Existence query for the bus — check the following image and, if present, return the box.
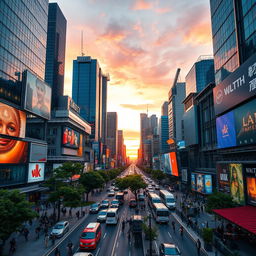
[159,190,176,210]
[115,192,124,205]
[106,208,119,225]
[148,192,161,209]
[152,203,169,223]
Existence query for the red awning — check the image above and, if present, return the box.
[213,206,256,234]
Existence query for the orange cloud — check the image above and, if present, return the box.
[155,7,171,14]
[132,0,154,10]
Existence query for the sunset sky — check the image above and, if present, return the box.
[50,0,213,159]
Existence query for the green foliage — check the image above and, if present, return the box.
[206,192,236,213]
[80,171,105,201]
[97,170,110,183]
[202,228,213,244]
[151,170,166,182]
[142,223,158,240]
[0,190,37,243]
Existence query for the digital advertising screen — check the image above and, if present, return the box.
[196,174,204,193]
[169,152,179,176]
[163,153,171,174]
[0,102,26,138]
[62,127,80,149]
[24,70,51,120]
[204,175,213,194]
[217,163,230,194]
[27,163,45,183]
[191,173,196,191]
[0,137,28,164]
[244,164,256,206]
[229,163,245,205]
[216,111,236,148]
[29,143,47,162]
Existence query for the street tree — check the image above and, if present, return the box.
[80,171,105,202]
[206,192,236,213]
[0,190,37,253]
[151,170,166,183]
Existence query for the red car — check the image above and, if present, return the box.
[129,198,137,208]
[80,222,101,250]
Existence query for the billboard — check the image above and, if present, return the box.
[24,70,51,120]
[217,163,230,194]
[0,137,28,164]
[191,173,196,190]
[0,102,26,138]
[216,111,236,148]
[27,163,45,183]
[213,53,256,116]
[244,164,256,206]
[29,143,47,162]
[196,174,204,193]
[234,99,256,146]
[204,175,213,194]
[163,152,179,176]
[163,153,171,174]
[62,127,80,149]
[229,163,245,205]
[191,172,213,194]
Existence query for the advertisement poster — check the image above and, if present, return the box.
[229,163,245,205]
[234,99,256,146]
[244,164,256,206]
[24,70,51,120]
[163,153,172,174]
[196,174,204,193]
[217,163,230,193]
[169,152,179,176]
[0,137,28,164]
[62,127,80,149]
[27,163,45,183]
[30,143,47,162]
[216,111,236,148]
[0,102,26,138]
[204,175,213,194]
[191,173,196,191]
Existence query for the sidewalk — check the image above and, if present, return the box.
[3,189,107,256]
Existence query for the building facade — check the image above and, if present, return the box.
[117,130,124,166]
[45,3,67,109]
[106,112,118,160]
[161,101,168,116]
[159,116,169,154]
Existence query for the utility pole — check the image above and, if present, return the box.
[149,214,152,256]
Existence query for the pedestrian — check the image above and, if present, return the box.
[23,228,29,242]
[76,211,80,219]
[54,247,61,256]
[179,225,184,240]
[51,234,56,246]
[196,238,201,255]
[35,227,40,240]
[9,238,16,254]
[69,208,72,218]
[29,219,33,226]
[67,240,73,256]
[172,221,175,233]
[44,233,49,248]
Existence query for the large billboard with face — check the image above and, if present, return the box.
[0,102,26,138]
[217,163,230,194]
[0,137,28,164]
[24,70,51,120]
[213,53,256,116]
[27,163,45,183]
[229,163,245,205]
[62,127,80,149]
[244,164,256,206]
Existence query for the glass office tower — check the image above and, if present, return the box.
[45,3,67,109]
[210,0,256,84]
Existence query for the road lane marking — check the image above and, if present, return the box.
[154,241,158,251]
[95,247,100,256]
[168,232,172,239]
[116,241,119,248]
[110,216,122,256]
[103,232,107,239]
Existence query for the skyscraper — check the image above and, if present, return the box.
[106,112,118,159]
[45,3,67,109]
[159,116,169,153]
[210,0,256,84]
[149,114,158,135]
[101,74,109,144]
[185,56,215,97]
[72,56,107,141]
[161,101,168,116]
[117,130,124,166]
[0,0,48,105]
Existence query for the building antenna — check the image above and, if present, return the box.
[81,31,85,56]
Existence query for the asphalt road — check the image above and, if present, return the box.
[46,164,202,256]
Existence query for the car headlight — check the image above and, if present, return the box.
[90,242,95,245]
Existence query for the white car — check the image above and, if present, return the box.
[73,253,94,256]
[50,221,69,238]
[108,190,115,197]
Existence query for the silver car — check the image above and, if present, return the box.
[97,210,108,222]
[50,221,69,238]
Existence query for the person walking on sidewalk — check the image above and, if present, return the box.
[196,238,201,255]
[179,225,184,240]
[67,240,73,256]
[171,221,175,233]
[9,238,16,255]
[44,233,49,248]
[54,247,61,256]
[23,228,29,242]
[51,234,56,246]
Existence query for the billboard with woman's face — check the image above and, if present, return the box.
[62,127,80,149]
[0,103,26,138]
[229,163,245,205]
[24,70,51,120]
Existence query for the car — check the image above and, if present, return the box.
[129,198,137,208]
[89,203,100,214]
[155,185,160,190]
[108,190,115,197]
[138,193,145,201]
[97,210,108,223]
[73,253,94,256]
[159,243,181,256]
[100,199,110,209]
[114,187,119,191]
[80,222,101,250]
[124,189,128,194]
[50,221,69,238]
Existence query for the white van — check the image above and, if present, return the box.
[106,208,119,225]
[159,190,176,209]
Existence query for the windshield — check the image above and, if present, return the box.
[107,212,116,217]
[102,200,108,204]
[91,204,98,208]
[165,247,179,255]
[153,199,161,203]
[99,211,107,216]
[166,198,175,203]
[54,224,64,229]
[112,200,119,204]
[81,232,95,239]
[157,211,169,216]
[116,195,123,199]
